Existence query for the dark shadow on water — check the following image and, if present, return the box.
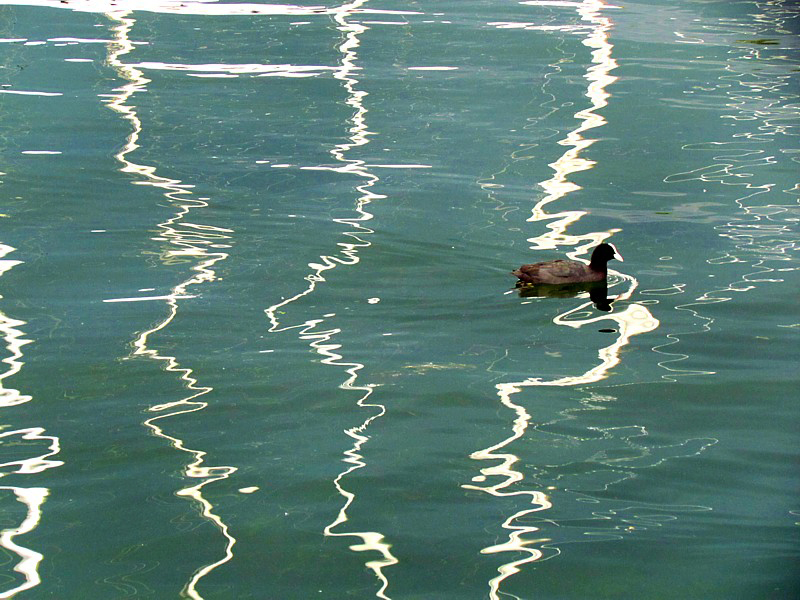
[515,281,614,312]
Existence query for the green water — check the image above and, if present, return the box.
[0,1,798,598]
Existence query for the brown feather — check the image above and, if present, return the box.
[512,243,622,285]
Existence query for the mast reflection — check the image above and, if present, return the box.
[0,244,62,597]
[104,12,236,599]
[262,2,400,597]
[471,2,659,597]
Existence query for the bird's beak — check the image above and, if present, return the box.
[608,243,623,262]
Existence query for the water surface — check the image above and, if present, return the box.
[0,0,798,598]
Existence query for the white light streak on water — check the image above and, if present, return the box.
[104,13,238,599]
[469,2,659,597]
[262,2,399,597]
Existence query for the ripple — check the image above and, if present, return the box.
[656,4,800,381]
[104,14,238,598]
[9,0,423,18]
[466,2,661,597]
[262,5,398,597]
[0,244,60,598]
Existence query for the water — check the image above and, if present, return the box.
[0,1,798,598]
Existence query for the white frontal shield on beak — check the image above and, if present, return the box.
[609,242,623,262]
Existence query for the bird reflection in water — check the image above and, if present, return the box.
[515,281,615,312]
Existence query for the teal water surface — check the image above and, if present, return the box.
[0,0,798,598]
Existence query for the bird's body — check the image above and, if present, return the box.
[512,243,623,285]
[512,259,606,284]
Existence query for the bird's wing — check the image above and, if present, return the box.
[542,260,580,278]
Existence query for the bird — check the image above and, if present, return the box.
[512,243,623,285]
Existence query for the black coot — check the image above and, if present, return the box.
[512,243,623,285]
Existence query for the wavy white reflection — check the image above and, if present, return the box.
[657,0,800,378]
[520,0,622,255]
[128,61,341,78]
[0,426,60,599]
[262,3,399,597]
[470,3,659,597]
[5,0,422,18]
[307,323,397,598]
[0,486,48,599]
[0,246,31,409]
[0,243,60,598]
[0,311,31,408]
[462,397,552,590]
[104,13,236,599]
